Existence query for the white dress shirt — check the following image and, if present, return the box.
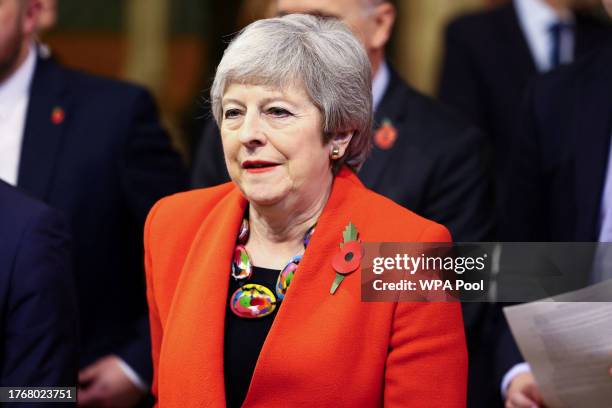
[592,131,612,282]
[597,133,612,245]
[514,0,575,72]
[0,45,36,186]
[372,60,390,113]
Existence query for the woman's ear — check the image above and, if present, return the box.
[329,130,354,159]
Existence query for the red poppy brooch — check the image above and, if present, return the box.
[374,119,397,150]
[330,222,364,295]
[51,106,65,125]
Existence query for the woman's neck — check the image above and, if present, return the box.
[246,181,332,269]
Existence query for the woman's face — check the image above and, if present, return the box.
[220,82,333,208]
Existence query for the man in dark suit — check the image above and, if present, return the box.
[0,1,188,406]
[503,48,612,243]
[439,0,612,199]
[0,180,78,390]
[440,8,612,403]
[192,1,497,407]
[500,14,612,405]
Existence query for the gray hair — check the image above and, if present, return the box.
[210,14,373,172]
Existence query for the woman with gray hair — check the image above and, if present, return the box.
[144,14,467,408]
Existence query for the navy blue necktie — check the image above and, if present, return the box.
[549,21,574,69]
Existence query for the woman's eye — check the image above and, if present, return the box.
[224,109,241,119]
[267,107,292,118]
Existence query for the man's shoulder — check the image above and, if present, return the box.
[37,57,152,104]
[0,182,65,255]
[576,12,612,36]
[382,73,479,143]
[33,58,163,144]
[0,182,56,229]
[446,3,511,40]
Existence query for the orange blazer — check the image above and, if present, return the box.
[144,167,467,407]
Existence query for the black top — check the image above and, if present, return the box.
[224,266,280,408]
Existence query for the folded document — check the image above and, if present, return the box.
[504,279,612,408]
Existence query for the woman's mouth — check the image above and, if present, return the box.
[242,160,280,173]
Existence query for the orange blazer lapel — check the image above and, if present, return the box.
[159,188,246,407]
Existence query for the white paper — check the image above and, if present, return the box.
[503,279,612,408]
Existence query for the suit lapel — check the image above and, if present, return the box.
[359,70,406,190]
[17,56,69,200]
[499,2,537,79]
[574,15,594,57]
[573,49,612,241]
[574,13,612,58]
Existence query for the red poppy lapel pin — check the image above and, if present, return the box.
[374,118,397,150]
[330,222,364,295]
[51,106,65,125]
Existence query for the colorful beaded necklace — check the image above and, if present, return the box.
[229,217,315,319]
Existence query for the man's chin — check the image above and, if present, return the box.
[0,34,26,84]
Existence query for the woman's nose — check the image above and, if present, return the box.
[238,111,267,147]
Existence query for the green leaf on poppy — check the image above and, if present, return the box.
[330,273,345,295]
[342,222,358,243]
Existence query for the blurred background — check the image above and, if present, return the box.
[40,0,607,162]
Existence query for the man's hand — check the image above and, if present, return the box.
[505,372,544,408]
[78,355,146,408]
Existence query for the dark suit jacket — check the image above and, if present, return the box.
[439,2,612,191]
[360,69,492,242]
[439,18,612,395]
[0,180,78,389]
[15,55,188,384]
[493,44,612,408]
[192,68,492,242]
[502,46,612,242]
